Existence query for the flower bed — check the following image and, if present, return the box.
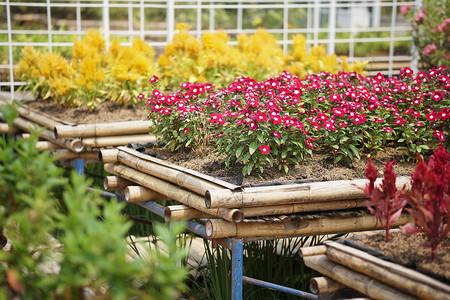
[144,67,449,177]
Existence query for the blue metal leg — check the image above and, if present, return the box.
[231,238,243,300]
[75,159,84,175]
[242,276,318,299]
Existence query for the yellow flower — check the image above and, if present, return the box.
[321,54,339,73]
[84,28,106,53]
[291,34,307,61]
[107,38,121,60]
[310,45,326,59]
[94,69,105,82]
[176,23,192,32]
[79,56,96,78]
[131,38,155,58]
[158,55,170,67]
[73,39,88,60]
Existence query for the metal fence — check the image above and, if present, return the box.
[1,0,419,101]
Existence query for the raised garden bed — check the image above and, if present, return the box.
[300,235,450,300]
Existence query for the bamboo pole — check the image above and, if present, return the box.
[12,117,84,152]
[99,149,119,164]
[124,186,169,202]
[299,245,328,257]
[82,134,156,148]
[104,176,133,191]
[16,105,64,130]
[36,140,61,150]
[242,199,367,218]
[206,176,411,209]
[303,254,417,300]
[309,276,346,295]
[115,146,237,196]
[0,123,16,133]
[164,205,215,222]
[103,163,243,223]
[51,149,99,160]
[205,212,413,239]
[54,120,152,138]
[324,241,450,300]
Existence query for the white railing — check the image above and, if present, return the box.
[0,0,419,101]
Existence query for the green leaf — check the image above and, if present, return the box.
[249,141,258,155]
[348,144,360,159]
[243,153,251,164]
[236,146,245,158]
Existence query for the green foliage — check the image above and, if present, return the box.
[0,105,188,299]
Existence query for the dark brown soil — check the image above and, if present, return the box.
[25,100,149,124]
[350,231,450,284]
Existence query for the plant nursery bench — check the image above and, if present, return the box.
[97,145,414,300]
[0,102,419,300]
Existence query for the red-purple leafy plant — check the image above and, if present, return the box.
[400,145,450,260]
[361,158,407,241]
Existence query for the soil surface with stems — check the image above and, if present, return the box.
[26,100,450,286]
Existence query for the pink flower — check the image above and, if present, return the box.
[383,127,393,133]
[259,145,270,154]
[137,93,145,100]
[414,8,426,23]
[423,44,437,56]
[437,18,450,32]
[253,111,268,123]
[182,128,189,134]
[400,5,412,15]
[305,139,314,149]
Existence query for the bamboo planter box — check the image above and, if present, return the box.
[300,240,450,300]
[0,102,154,161]
[99,146,414,239]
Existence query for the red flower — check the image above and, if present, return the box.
[137,93,145,100]
[271,131,281,138]
[383,127,393,133]
[253,110,268,123]
[305,139,314,150]
[426,112,437,121]
[149,75,159,83]
[433,130,445,141]
[259,145,270,154]
[317,113,328,122]
[249,122,258,131]
[210,113,225,125]
[393,118,404,125]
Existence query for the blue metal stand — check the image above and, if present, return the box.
[242,276,318,299]
[75,159,84,175]
[231,238,244,300]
